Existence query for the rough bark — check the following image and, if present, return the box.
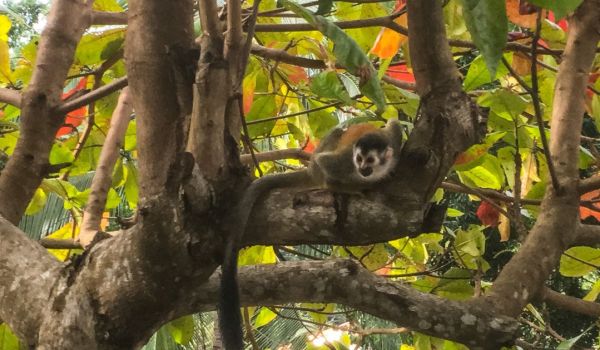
[0,0,94,224]
[485,0,600,317]
[125,0,195,200]
[182,260,518,349]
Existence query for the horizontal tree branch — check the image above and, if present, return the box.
[0,88,21,108]
[240,148,311,164]
[56,77,128,115]
[183,260,518,349]
[39,238,82,249]
[573,224,600,248]
[90,11,127,26]
[540,287,600,318]
[254,14,398,32]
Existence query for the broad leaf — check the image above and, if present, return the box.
[461,0,508,78]
[0,323,19,350]
[527,0,583,20]
[166,315,194,345]
[559,247,600,277]
[254,307,277,328]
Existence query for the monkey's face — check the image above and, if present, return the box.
[353,146,395,181]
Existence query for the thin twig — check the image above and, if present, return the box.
[57,77,128,115]
[246,101,340,125]
[531,10,560,192]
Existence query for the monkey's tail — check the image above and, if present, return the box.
[219,170,312,350]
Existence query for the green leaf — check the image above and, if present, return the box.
[166,315,194,346]
[281,0,386,113]
[25,187,47,215]
[123,162,139,208]
[310,71,353,105]
[478,89,528,121]
[527,0,583,20]
[463,54,510,91]
[460,0,507,78]
[74,29,125,67]
[0,323,20,350]
[254,307,277,328]
[315,0,333,15]
[559,247,600,277]
[455,226,486,257]
[556,325,593,350]
[246,95,277,137]
[457,154,504,190]
[307,100,339,139]
[446,208,464,217]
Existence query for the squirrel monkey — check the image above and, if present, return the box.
[219,119,404,350]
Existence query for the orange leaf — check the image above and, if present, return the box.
[580,190,600,220]
[370,0,407,59]
[506,0,544,29]
[454,144,487,166]
[279,64,308,84]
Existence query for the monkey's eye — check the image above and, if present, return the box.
[356,155,363,162]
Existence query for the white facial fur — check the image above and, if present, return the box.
[352,146,396,182]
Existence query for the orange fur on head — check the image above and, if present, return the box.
[338,124,379,148]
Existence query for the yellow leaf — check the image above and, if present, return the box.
[0,15,11,41]
[0,40,12,84]
[520,151,540,196]
[583,280,600,302]
[45,222,80,261]
[497,205,510,242]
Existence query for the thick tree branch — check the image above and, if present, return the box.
[79,88,132,247]
[90,11,127,26]
[125,0,194,200]
[540,287,600,318]
[573,224,600,248]
[487,0,600,316]
[0,217,61,345]
[0,0,93,224]
[407,0,460,95]
[182,260,518,349]
[0,88,21,108]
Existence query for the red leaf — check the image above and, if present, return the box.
[476,201,500,227]
[56,78,88,137]
[385,63,415,83]
[303,136,316,153]
[547,11,568,31]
